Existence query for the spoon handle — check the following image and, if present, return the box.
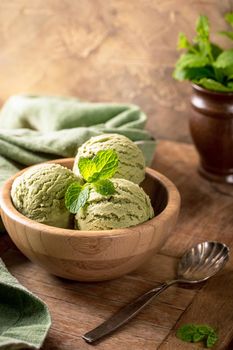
[83,282,170,343]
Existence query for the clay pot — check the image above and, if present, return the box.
[190,84,233,184]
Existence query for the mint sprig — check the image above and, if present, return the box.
[65,150,118,214]
[176,324,218,348]
[173,13,233,92]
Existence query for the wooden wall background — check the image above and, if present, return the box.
[0,0,232,142]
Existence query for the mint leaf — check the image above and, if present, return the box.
[214,49,233,69]
[78,157,97,182]
[175,53,210,69]
[197,78,233,92]
[176,324,218,348]
[196,15,209,40]
[197,325,214,335]
[173,66,215,81]
[177,32,191,50]
[65,182,82,214]
[176,324,196,342]
[93,150,118,180]
[65,183,90,214]
[78,149,118,183]
[76,185,90,211]
[225,12,233,27]
[207,332,218,348]
[193,332,205,342]
[93,179,116,196]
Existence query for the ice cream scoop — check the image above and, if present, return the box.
[75,178,154,231]
[73,134,145,184]
[11,163,77,228]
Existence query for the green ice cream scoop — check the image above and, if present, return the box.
[11,163,77,228]
[73,134,145,184]
[75,178,154,231]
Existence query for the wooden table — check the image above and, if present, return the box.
[1,140,233,350]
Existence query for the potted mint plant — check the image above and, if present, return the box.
[174,14,233,184]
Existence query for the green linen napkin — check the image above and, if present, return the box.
[0,258,51,349]
[0,95,155,190]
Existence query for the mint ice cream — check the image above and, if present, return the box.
[11,163,77,228]
[73,134,145,184]
[75,178,154,231]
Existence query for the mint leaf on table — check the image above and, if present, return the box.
[176,324,197,342]
[207,331,218,348]
[176,324,218,348]
[65,183,90,214]
[78,149,118,182]
[93,179,116,196]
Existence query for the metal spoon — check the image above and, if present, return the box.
[83,241,229,344]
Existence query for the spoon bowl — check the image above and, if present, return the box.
[177,241,229,283]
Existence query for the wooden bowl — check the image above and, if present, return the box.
[0,159,180,281]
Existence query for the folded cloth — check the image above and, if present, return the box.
[0,258,51,349]
[0,95,156,231]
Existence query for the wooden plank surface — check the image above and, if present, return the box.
[1,140,233,349]
[0,1,232,142]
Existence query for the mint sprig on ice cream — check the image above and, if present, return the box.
[65,149,118,214]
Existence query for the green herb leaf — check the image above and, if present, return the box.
[214,49,233,69]
[193,332,206,342]
[225,12,233,27]
[176,324,218,348]
[175,53,210,70]
[176,324,196,342]
[207,332,218,348]
[197,325,215,335]
[65,183,90,214]
[173,66,215,81]
[93,179,116,196]
[196,15,209,40]
[177,32,191,50]
[197,78,233,92]
[78,157,97,182]
[93,150,118,180]
[78,149,118,183]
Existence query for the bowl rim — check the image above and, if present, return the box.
[0,158,180,238]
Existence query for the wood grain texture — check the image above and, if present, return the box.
[0,0,232,141]
[1,140,233,349]
[0,161,180,281]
